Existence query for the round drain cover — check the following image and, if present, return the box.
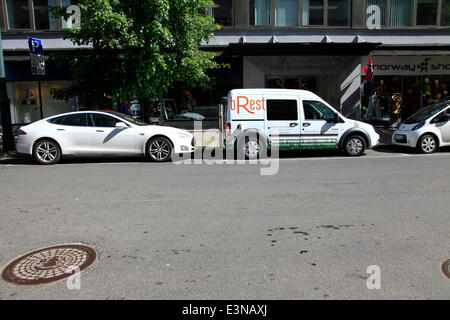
[442,259,450,279]
[2,244,97,286]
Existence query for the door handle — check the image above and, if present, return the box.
[290,123,299,127]
[303,123,311,127]
[96,130,104,132]
[57,128,65,131]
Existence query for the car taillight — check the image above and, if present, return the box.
[226,123,231,136]
[18,130,27,136]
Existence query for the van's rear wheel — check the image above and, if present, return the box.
[237,135,266,159]
[344,135,366,157]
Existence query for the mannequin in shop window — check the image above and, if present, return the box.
[430,79,442,103]
[423,77,432,105]
[365,91,380,122]
[389,93,403,129]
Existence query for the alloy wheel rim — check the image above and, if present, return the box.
[422,137,436,153]
[150,140,171,161]
[346,138,363,155]
[245,140,260,158]
[36,142,58,163]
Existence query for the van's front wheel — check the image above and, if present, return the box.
[343,135,366,157]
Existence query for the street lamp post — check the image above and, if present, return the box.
[0,30,14,152]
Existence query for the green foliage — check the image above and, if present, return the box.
[49,0,220,104]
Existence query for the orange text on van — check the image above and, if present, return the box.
[230,96,266,114]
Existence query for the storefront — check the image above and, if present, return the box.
[4,59,77,124]
[243,54,364,119]
[361,55,450,123]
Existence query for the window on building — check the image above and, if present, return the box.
[34,0,59,30]
[6,0,31,29]
[416,0,438,25]
[267,100,298,121]
[212,0,233,26]
[275,0,299,26]
[328,0,351,26]
[442,0,450,26]
[366,0,387,26]
[302,0,324,26]
[390,0,414,26]
[250,0,271,26]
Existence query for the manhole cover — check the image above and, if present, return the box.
[1,244,97,286]
[442,259,450,279]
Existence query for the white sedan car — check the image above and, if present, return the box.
[392,101,450,153]
[16,111,195,164]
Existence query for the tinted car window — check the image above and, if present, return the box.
[266,100,298,121]
[61,114,88,126]
[90,114,121,127]
[49,114,88,126]
[303,100,335,121]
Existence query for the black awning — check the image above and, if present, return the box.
[222,42,381,56]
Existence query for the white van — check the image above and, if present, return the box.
[225,89,380,158]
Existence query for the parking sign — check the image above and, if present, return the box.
[28,38,43,55]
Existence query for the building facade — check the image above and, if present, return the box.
[1,0,450,124]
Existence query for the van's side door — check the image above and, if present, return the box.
[265,97,301,150]
[300,100,342,149]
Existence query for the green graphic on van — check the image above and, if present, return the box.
[271,140,338,150]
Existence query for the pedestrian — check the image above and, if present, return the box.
[116,100,132,116]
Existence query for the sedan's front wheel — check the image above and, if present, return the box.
[418,134,438,154]
[147,137,173,162]
[33,139,61,165]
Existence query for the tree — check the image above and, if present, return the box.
[50,0,220,109]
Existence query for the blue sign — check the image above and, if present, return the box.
[28,38,43,55]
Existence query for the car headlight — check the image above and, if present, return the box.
[412,121,425,131]
[176,132,191,139]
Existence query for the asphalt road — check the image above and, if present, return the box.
[0,148,449,300]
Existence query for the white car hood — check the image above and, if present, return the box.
[397,123,418,131]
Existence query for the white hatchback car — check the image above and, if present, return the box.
[392,101,450,153]
[16,111,195,164]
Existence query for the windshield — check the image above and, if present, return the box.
[106,111,148,126]
[403,101,450,124]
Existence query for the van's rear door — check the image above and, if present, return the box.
[265,96,301,150]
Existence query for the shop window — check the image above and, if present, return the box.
[302,0,324,26]
[275,0,299,26]
[327,0,351,26]
[366,0,387,26]
[250,0,271,26]
[34,0,59,30]
[390,0,414,27]
[441,0,450,26]
[416,0,438,25]
[267,100,298,121]
[212,0,233,26]
[6,0,31,29]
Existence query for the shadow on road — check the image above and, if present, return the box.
[2,146,450,166]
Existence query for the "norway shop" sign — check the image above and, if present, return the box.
[361,56,450,76]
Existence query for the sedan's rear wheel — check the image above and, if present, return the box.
[148,137,173,162]
[33,139,61,165]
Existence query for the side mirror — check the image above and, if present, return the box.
[115,122,128,129]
